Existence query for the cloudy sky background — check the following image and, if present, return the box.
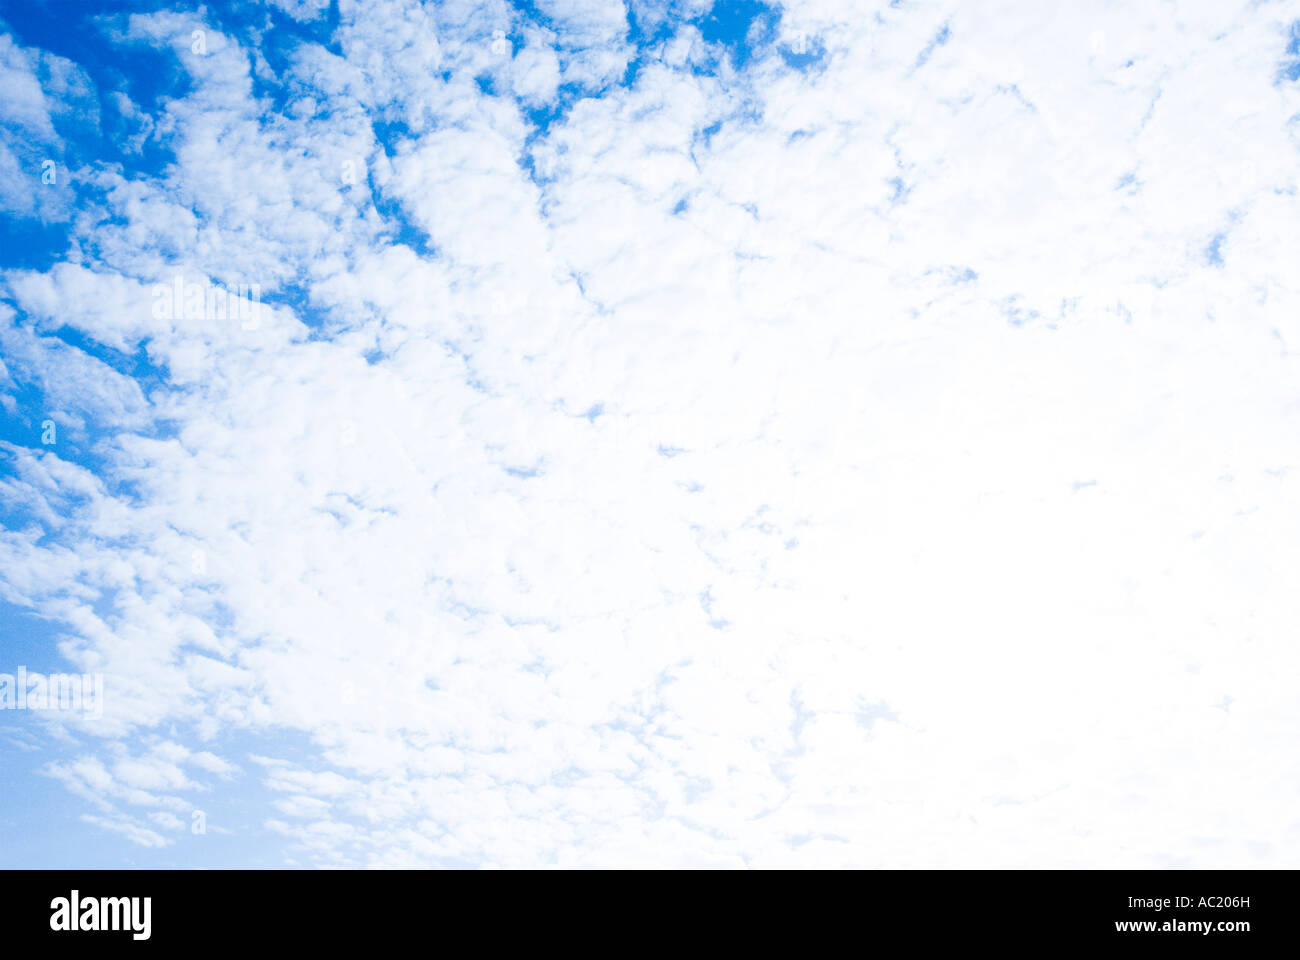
[1,0,1299,867]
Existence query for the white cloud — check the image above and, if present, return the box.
[263,0,332,23]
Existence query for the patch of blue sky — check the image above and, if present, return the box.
[370,116,418,157]
[0,742,108,868]
[0,527,381,868]
[0,370,140,487]
[0,311,182,541]
[1205,230,1227,267]
[1280,20,1300,82]
[0,7,183,285]
[0,605,75,678]
[778,35,827,74]
[0,718,346,868]
[915,22,950,70]
[160,0,343,113]
[0,0,188,176]
[620,1,685,88]
[0,217,71,272]
[45,322,170,393]
[694,0,779,68]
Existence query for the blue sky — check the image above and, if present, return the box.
[2,0,1300,868]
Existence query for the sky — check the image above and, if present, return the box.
[0,0,1298,869]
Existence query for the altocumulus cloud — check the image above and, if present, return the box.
[1,0,1299,868]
